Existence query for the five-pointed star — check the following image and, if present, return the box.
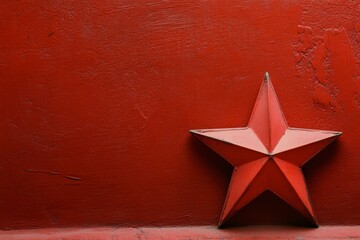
[190,73,341,227]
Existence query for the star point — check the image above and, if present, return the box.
[190,73,341,227]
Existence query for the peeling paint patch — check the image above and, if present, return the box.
[24,169,82,181]
[311,28,359,111]
[312,29,345,85]
[297,25,313,52]
[312,84,336,110]
[294,25,315,75]
[295,25,360,112]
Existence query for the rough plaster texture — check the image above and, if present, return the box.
[0,0,359,229]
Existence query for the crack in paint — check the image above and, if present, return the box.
[134,102,148,120]
[24,169,82,181]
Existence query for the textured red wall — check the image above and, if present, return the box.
[0,0,359,229]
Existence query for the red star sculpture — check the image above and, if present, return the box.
[190,73,341,227]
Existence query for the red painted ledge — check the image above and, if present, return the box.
[1,226,360,240]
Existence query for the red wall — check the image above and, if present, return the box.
[0,0,359,229]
